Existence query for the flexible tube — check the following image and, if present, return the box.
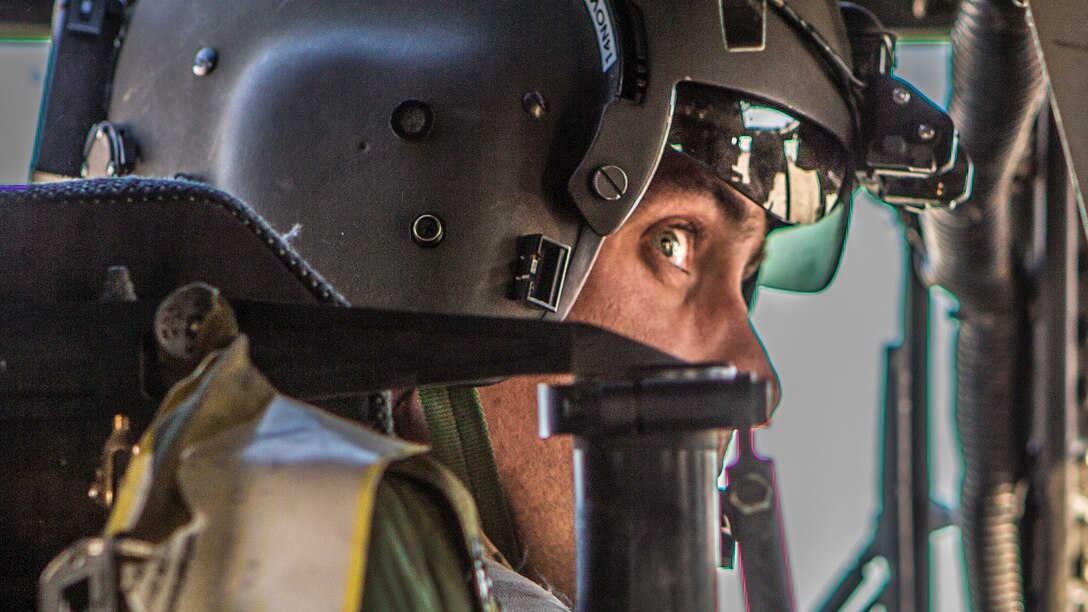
[920,0,1044,608]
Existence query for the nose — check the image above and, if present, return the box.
[732,320,781,412]
[693,300,781,413]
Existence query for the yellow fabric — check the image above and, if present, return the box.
[344,463,387,612]
[103,332,495,611]
[105,336,275,540]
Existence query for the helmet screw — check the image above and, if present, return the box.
[522,91,548,120]
[411,213,445,247]
[892,87,911,106]
[391,100,434,141]
[192,47,218,77]
[591,165,628,201]
[917,124,936,141]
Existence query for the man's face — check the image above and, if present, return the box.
[568,150,778,396]
[477,151,780,598]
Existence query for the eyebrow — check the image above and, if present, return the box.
[707,181,771,278]
[710,181,766,238]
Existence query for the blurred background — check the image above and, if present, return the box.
[718,42,967,611]
[0,8,967,611]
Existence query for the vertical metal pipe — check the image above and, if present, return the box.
[573,431,720,611]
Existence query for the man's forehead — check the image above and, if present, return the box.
[645,151,769,235]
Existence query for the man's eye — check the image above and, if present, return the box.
[654,228,693,272]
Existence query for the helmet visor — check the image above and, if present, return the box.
[667,86,852,293]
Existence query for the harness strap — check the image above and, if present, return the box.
[418,386,522,568]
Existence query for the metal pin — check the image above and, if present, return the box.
[192,47,218,77]
[522,91,548,120]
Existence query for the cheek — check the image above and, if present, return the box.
[568,244,694,354]
[568,237,757,363]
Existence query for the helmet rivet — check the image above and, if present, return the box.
[411,213,445,247]
[192,47,218,77]
[892,87,911,106]
[592,165,628,201]
[391,100,434,141]
[522,91,548,120]
[917,124,936,141]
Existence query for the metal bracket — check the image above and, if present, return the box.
[510,234,571,313]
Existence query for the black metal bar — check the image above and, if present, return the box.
[1022,109,1082,610]
[0,299,684,420]
[573,431,720,611]
[541,369,776,612]
[725,428,796,612]
[816,542,878,611]
[901,218,931,612]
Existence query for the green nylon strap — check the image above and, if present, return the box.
[418,386,522,568]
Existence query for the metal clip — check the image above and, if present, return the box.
[39,537,154,612]
[88,415,134,509]
[509,234,571,313]
[82,121,138,178]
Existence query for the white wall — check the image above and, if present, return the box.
[0,40,48,183]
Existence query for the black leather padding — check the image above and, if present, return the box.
[0,178,347,305]
[0,177,348,609]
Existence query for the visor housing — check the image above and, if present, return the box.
[668,85,852,293]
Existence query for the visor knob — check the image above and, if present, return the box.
[892,86,912,106]
[917,124,936,141]
[592,165,629,201]
[192,47,218,77]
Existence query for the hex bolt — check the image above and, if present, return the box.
[411,213,445,247]
[728,473,774,515]
[192,47,218,77]
[522,91,548,120]
[592,165,629,201]
[917,124,936,141]
[892,87,911,106]
[391,100,434,141]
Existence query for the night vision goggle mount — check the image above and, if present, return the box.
[845,6,973,209]
[726,0,972,210]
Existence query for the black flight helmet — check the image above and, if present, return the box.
[37,0,967,316]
